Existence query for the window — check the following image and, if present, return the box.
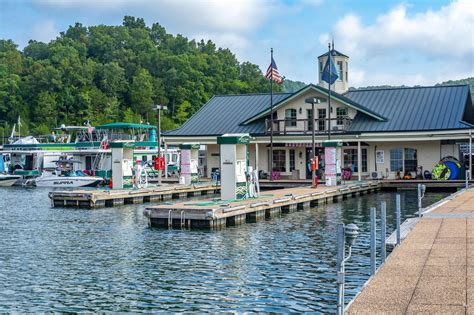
[285,109,297,127]
[337,61,343,81]
[307,109,313,131]
[343,149,367,172]
[289,149,295,171]
[404,148,418,172]
[318,108,326,131]
[390,148,403,172]
[272,150,286,172]
[345,61,348,82]
[336,107,347,125]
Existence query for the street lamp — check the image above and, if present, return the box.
[153,104,168,185]
[305,97,322,186]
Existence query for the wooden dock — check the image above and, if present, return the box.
[347,188,474,314]
[48,183,220,209]
[143,181,381,229]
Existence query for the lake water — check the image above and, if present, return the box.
[0,187,449,313]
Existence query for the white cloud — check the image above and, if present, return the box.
[328,0,474,59]
[320,0,474,86]
[31,20,59,43]
[34,0,273,33]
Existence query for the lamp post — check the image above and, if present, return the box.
[153,104,168,185]
[305,97,322,186]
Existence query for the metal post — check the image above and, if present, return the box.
[357,141,362,181]
[470,129,472,180]
[158,108,162,186]
[327,43,332,140]
[269,48,274,181]
[381,201,386,263]
[466,170,469,189]
[370,207,376,275]
[164,141,168,179]
[336,224,345,315]
[396,194,401,245]
[417,184,425,217]
[312,101,316,185]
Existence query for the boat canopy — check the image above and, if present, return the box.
[13,136,39,144]
[95,122,156,130]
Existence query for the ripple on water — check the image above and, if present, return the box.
[0,187,449,313]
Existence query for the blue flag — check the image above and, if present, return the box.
[321,52,339,85]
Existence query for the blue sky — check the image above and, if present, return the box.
[0,0,473,87]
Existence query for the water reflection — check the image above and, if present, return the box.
[0,187,448,313]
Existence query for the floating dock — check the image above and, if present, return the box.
[143,181,381,229]
[48,183,220,209]
[347,188,474,314]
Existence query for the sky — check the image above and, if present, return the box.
[0,0,473,87]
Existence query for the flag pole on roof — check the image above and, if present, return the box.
[265,48,283,180]
[321,41,339,140]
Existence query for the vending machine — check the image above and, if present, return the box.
[217,134,251,200]
[179,143,200,185]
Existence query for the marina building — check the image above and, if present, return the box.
[164,49,474,181]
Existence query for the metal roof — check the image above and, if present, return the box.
[95,122,156,130]
[241,84,386,124]
[317,49,349,59]
[165,84,473,137]
[165,93,292,136]
[345,85,473,132]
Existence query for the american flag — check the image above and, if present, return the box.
[265,56,283,84]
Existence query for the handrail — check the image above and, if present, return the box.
[265,117,352,135]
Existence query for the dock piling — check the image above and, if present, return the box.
[381,201,386,263]
[396,194,401,245]
[370,207,376,275]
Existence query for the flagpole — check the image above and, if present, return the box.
[327,43,331,141]
[270,48,274,181]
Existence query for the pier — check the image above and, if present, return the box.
[347,188,474,314]
[143,181,381,229]
[48,183,220,209]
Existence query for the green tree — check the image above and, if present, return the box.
[130,68,153,117]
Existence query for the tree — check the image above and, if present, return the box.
[130,68,154,118]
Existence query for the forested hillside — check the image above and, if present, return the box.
[0,16,281,137]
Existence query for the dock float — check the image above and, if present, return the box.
[143,181,381,229]
[346,188,474,314]
[48,183,220,209]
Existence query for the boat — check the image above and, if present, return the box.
[0,174,22,187]
[34,157,103,188]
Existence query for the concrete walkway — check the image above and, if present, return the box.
[347,189,474,315]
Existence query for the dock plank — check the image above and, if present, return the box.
[346,188,474,314]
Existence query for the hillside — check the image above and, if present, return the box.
[0,16,282,137]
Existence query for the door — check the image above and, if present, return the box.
[306,147,323,179]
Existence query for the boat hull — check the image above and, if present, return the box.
[0,176,22,187]
[35,176,103,188]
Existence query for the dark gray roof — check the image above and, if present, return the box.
[242,84,386,124]
[345,85,473,132]
[318,49,349,59]
[165,84,473,137]
[165,93,292,136]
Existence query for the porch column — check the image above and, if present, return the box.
[255,143,259,171]
[357,141,362,181]
[470,130,472,180]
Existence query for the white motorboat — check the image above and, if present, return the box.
[0,174,22,187]
[34,157,104,188]
[35,172,103,188]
